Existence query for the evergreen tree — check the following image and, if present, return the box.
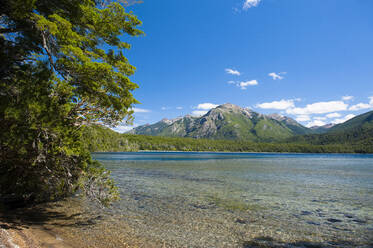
[0,0,142,205]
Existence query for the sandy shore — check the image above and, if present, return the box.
[0,199,144,248]
[0,222,68,248]
[0,220,155,248]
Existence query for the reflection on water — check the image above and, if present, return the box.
[7,152,373,247]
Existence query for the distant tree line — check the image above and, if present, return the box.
[287,125,373,154]
[83,125,372,154]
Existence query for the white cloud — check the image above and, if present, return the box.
[238,80,258,89]
[196,103,219,110]
[342,95,354,101]
[176,106,183,110]
[349,103,371,111]
[243,0,261,10]
[228,80,258,89]
[256,99,295,110]
[112,124,137,133]
[332,114,356,124]
[314,116,327,121]
[191,110,208,117]
[326,112,341,118]
[306,120,327,128]
[286,101,348,115]
[295,115,311,122]
[133,108,150,113]
[348,96,373,111]
[225,68,241,76]
[268,72,284,80]
[191,103,219,116]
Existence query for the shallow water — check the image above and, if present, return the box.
[84,152,373,247]
[8,152,371,247]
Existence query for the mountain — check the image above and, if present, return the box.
[267,113,311,135]
[309,123,335,134]
[129,103,313,142]
[287,111,373,150]
[82,110,373,154]
[328,110,373,133]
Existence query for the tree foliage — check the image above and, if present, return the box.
[83,125,370,154]
[0,0,142,205]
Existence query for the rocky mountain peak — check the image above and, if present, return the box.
[267,113,300,126]
[267,113,284,121]
[184,114,195,119]
[129,103,313,140]
[161,118,171,124]
[217,103,242,110]
[213,103,256,119]
[161,117,183,125]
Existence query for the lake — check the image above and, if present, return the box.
[85,152,373,247]
[17,152,372,247]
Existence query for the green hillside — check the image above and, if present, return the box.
[287,111,373,153]
[329,110,373,133]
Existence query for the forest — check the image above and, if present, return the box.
[83,125,373,154]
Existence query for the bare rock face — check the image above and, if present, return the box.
[217,103,241,110]
[267,113,285,121]
[161,118,172,125]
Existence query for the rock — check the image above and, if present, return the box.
[306,221,320,226]
[327,218,342,223]
[352,219,366,224]
[235,218,247,224]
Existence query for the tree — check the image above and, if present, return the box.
[0,0,143,205]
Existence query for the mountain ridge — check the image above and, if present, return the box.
[82,109,373,154]
[129,103,321,141]
[287,110,373,147]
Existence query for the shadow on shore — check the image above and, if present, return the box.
[0,200,102,231]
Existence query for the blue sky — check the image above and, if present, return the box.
[114,0,373,132]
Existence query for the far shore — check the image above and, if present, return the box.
[92,150,372,155]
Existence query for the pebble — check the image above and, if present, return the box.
[235,218,247,224]
[344,214,354,219]
[327,218,342,223]
[306,221,320,226]
[352,219,366,224]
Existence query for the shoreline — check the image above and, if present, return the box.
[92,150,373,155]
[0,216,71,248]
[0,222,67,248]
[0,199,139,248]
[0,200,77,248]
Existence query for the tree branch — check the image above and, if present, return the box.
[41,31,69,81]
[41,31,55,71]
